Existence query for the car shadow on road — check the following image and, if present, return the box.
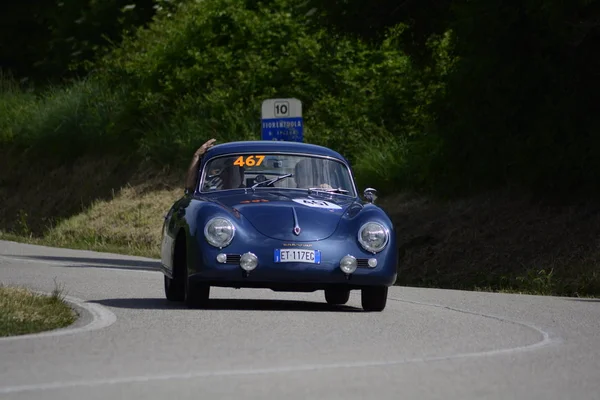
[4,255,160,272]
[90,297,364,312]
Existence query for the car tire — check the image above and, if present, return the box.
[165,235,186,302]
[324,288,350,305]
[361,286,388,312]
[164,274,185,302]
[184,276,210,309]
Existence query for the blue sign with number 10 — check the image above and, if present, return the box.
[261,98,303,142]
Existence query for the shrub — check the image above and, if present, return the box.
[3,0,438,188]
[95,0,428,168]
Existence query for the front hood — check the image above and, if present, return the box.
[204,190,357,241]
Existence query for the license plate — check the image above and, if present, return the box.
[274,249,321,264]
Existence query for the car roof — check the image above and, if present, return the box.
[204,141,350,164]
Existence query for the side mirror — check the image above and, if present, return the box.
[364,187,378,203]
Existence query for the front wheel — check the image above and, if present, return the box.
[184,276,210,309]
[361,286,388,312]
[324,288,350,305]
[164,274,185,302]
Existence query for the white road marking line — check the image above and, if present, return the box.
[388,295,561,344]
[0,294,561,394]
[0,293,117,343]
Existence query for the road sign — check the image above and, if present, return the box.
[261,98,303,142]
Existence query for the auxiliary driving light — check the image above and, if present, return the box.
[216,253,227,263]
[240,252,258,271]
[368,258,378,268]
[339,255,358,274]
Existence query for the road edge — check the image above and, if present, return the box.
[0,291,117,342]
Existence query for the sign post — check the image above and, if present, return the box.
[261,98,303,142]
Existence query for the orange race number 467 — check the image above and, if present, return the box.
[233,155,265,167]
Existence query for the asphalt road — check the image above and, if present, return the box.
[1,240,599,400]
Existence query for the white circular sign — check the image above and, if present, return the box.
[292,198,342,209]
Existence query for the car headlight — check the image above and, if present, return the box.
[204,217,235,248]
[358,222,389,253]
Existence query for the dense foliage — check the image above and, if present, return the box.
[0,0,164,84]
[438,0,600,195]
[1,0,600,196]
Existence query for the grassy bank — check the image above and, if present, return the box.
[0,284,76,337]
[2,158,599,298]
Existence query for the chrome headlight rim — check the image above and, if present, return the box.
[357,221,389,254]
[203,217,236,248]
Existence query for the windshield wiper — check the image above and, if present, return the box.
[308,187,350,194]
[251,173,293,191]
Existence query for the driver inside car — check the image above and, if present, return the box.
[219,164,245,189]
[294,159,333,189]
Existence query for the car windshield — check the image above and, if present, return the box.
[200,153,356,196]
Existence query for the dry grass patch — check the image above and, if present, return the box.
[0,150,185,237]
[44,183,182,258]
[0,283,76,337]
[0,151,184,258]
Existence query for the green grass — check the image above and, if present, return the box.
[0,77,136,163]
[0,283,77,337]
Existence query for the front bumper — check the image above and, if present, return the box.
[189,237,398,289]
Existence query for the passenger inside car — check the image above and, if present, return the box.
[294,159,333,189]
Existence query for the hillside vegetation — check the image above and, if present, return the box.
[1,0,600,296]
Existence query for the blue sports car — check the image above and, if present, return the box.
[160,141,397,311]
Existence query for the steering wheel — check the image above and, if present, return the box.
[254,174,275,187]
[255,174,267,183]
